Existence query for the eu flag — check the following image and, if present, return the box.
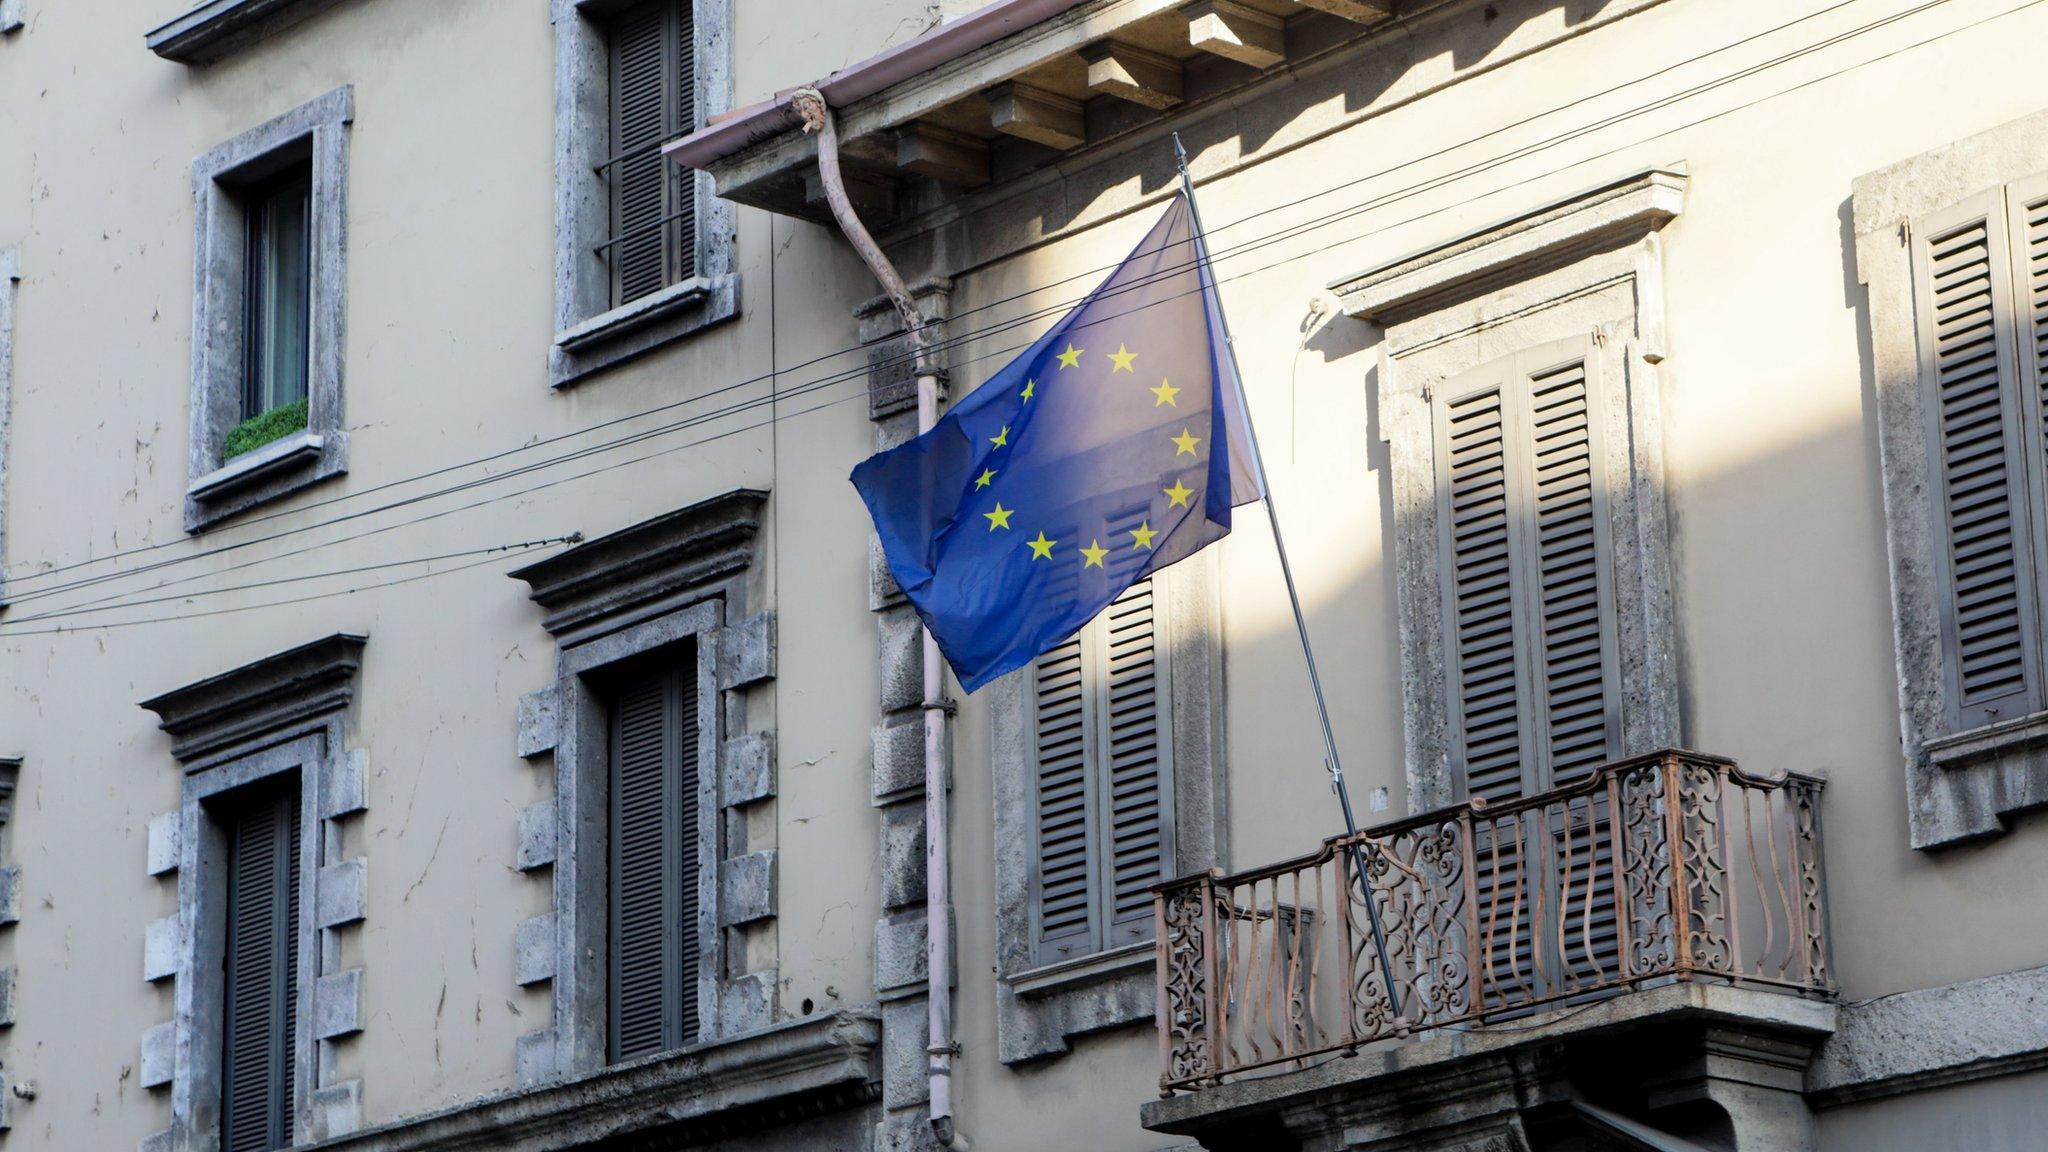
[852,194,1264,693]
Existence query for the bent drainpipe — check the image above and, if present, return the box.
[791,88,968,1152]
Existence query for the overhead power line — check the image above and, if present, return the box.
[0,0,1933,600]
[3,0,2026,633]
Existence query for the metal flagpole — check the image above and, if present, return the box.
[1171,132,1405,1024]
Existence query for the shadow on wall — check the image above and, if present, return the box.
[1011,0,1630,235]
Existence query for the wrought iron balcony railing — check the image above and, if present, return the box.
[1153,750,1830,1094]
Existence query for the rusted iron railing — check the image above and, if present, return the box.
[1153,750,1830,1094]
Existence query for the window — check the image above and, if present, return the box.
[990,559,1225,1065]
[186,88,351,532]
[603,650,704,1063]
[1435,343,1622,803]
[1909,182,2048,736]
[1853,112,2048,848]
[507,492,778,1085]
[137,634,369,1147]
[1333,166,1685,817]
[551,0,736,387]
[238,169,312,454]
[604,0,697,310]
[218,776,302,1152]
[1028,579,1171,967]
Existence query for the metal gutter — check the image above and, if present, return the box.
[664,0,1085,171]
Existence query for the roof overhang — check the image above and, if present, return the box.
[663,0,1396,226]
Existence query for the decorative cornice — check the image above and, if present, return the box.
[508,489,767,643]
[303,1011,881,1152]
[1330,166,1688,325]
[139,634,366,766]
[145,0,350,65]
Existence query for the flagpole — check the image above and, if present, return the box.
[1171,133,1405,1024]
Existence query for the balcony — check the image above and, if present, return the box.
[1146,750,1835,1150]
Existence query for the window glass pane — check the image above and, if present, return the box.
[245,175,311,419]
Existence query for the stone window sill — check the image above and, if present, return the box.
[185,429,346,533]
[1927,711,2048,769]
[1008,940,1152,1000]
[147,0,343,65]
[550,274,740,389]
[188,430,324,501]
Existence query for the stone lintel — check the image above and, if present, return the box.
[507,490,767,644]
[138,633,366,766]
[1331,166,1688,325]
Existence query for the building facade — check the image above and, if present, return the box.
[0,0,2046,1149]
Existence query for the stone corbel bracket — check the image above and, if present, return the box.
[509,489,780,1084]
[136,634,370,1147]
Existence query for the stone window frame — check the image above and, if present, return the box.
[507,489,780,1085]
[1332,166,1687,812]
[146,0,346,65]
[987,552,1228,1065]
[550,0,738,389]
[185,86,353,533]
[1852,108,2048,849]
[0,246,17,607]
[137,634,371,1149]
[0,2,21,35]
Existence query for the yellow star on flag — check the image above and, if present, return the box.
[1164,479,1195,508]
[1027,531,1055,560]
[1150,378,1181,406]
[1056,344,1084,369]
[1080,539,1108,568]
[990,425,1010,449]
[1020,378,1036,401]
[985,503,1014,531]
[1171,428,1201,456]
[1106,344,1138,373]
[1130,521,1157,550]
[974,468,996,489]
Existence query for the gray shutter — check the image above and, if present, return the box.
[1104,578,1173,947]
[608,652,701,1063]
[1435,344,1620,799]
[2012,176,2048,698]
[608,0,697,308]
[1436,345,1621,1001]
[1031,576,1172,964]
[1437,375,1534,804]
[1914,191,2046,733]
[1030,634,1098,965]
[221,779,301,1152]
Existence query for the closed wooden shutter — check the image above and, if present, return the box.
[1030,578,1174,965]
[1435,343,1621,798]
[1914,190,2046,733]
[607,0,697,308]
[1435,344,1621,1002]
[221,778,301,1152]
[607,649,702,1063]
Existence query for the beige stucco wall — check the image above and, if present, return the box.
[0,0,2045,1149]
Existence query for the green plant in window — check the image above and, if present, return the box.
[221,398,309,461]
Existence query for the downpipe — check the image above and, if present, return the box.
[791,88,969,1152]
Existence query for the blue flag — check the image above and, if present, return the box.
[851,194,1264,693]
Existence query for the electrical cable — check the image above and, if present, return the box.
[4,0,2027,630]
[0,0,1942,594]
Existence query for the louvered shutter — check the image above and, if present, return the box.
[608,0,697,308]
[1434,345,1621,798]
[608,652,702,1063]
[1030,577,1173,964]
[221,779,301,1152]
[1914,191,2046,733]
[1104,579,1171,946]
[1435,345,1622,1001]
[2010,175,2048,694]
